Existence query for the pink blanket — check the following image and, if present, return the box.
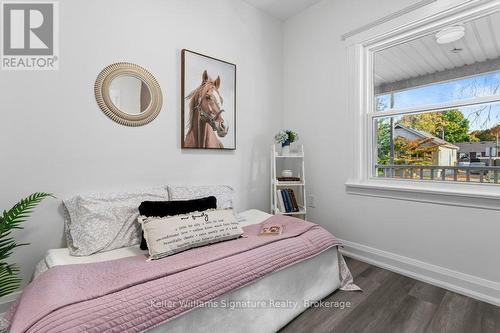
[7,215,356,333]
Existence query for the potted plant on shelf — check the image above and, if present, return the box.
[0,193,52,297]
[275,130,299,156]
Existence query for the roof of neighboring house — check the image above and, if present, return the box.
[394,124,459,150]
[454,141,498,153]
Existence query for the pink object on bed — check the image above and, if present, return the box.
[6,215,357,333]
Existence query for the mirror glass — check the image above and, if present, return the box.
[108,75,152,115]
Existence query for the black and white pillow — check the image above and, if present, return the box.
[138,196,217,250]
[138,208,243,260]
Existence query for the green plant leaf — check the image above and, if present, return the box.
[0,264,22,297]
[0,192,53,297]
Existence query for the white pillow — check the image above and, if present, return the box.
[63,187,169,256]
[168,185,234,209]
[139,209,243,260]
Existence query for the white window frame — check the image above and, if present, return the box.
[345,0,500,210]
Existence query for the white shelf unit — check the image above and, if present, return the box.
[271,144,307,219]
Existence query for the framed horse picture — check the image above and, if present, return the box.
[181,49,236,150]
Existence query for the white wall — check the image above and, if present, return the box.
[283,0,500,300]
[0,0,282,292]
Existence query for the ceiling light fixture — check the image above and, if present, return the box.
[435,25,465,44]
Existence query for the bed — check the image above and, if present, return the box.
[7,200,359,333]
[8,209,354,333]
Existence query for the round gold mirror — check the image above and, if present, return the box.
[95,63,162,126]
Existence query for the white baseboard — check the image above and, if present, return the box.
[340,239,500,307]
[0,290,21,315]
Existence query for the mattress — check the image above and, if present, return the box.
[32,209,340,333]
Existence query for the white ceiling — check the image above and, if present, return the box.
[243,0,323,20]
[374,11,500,88]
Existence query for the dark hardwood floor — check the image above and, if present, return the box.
[280,257,500,333]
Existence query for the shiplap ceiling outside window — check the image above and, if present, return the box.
[374,11,500,90]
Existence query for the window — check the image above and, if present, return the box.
[346,1,500,209]
[371,11,500,185]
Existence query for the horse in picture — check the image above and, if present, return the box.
[184,70,228,148]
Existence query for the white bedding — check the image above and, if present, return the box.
[33,209,341,333]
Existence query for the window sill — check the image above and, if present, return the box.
[345,179,500,211]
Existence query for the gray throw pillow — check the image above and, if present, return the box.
[63,187,169,256]
[168,185,234,209]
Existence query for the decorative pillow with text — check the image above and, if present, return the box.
[138,196,217,250]
[139,209,243,260]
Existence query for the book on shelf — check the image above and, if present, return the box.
[281,190,292,212]
[276,189,300,213]
[287,189,300,212]
[276,190,286,213]
[277,177,301,182]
